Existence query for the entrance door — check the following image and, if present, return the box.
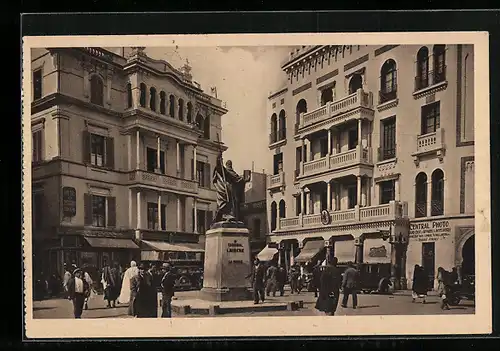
[461,235,475,277]
[348,129,358,150]
[421,242,435,291]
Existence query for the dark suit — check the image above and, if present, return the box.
[341,267,359,308]
[315,265,342,315]
[247,264,266,303]
[130,273,156,318]
[67,277,90,318]
[160,271,176,318]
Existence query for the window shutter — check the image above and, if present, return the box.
[107,196,116,227]
[105,137,115,169]
[204,163,211,188]
[191,158,195,180]
[192,208,195,232]
[84,193,92,225]
[82,131,91,164]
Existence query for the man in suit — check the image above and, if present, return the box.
[130,262,156,318]
[265,261,279,297]
[341,262,359,309]
[246,258,266,304]
[66,268,90,319]
[315,257,342,315]
[160,263,176,318]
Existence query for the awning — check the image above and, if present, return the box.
[334,240,355,264]
[295,240,325,263]
[141,240,204,253]
[257,246,278,262]
[84,237,139,249]
[363,238,391,264]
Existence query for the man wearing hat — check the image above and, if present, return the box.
[66,268,90,318]
[160,263,176,318]
[246,258,266,304]
[130,262,156,318]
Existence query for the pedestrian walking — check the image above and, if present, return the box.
[146,264,159,317]
[62,263,72,300]
[289,264,301,294]
[130,263,155,318]
[437,267,451,310]
[277,266,286,296]
[102,261,121,308]
[81,265,95,310]
[315,257,342,316]
[411,264,428,303]
[160,263,176,318]
[265,262,278,297]
[246,258,266,304]
[118,260,139,306]
[312,262,322,298]
[66,268,90,319]
[341,262,359,309]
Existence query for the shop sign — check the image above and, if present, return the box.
[227,239,246,264]
[62,187,76,217]
[409,220,452,242]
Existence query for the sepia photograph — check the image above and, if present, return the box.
[22,32,491,338]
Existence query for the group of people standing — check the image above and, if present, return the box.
[411,264,461,310]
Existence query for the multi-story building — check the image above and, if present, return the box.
[266,44,474,290]
[30,47,227,277]
[240,171,269,258]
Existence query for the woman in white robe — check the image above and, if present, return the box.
[118,261,139,304]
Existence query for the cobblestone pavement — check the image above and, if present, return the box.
[32,289,475,319]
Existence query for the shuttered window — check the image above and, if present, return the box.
[82,131,115,169]
[84,193,116,228]
[32,130,43,163]
[196,161,211,188]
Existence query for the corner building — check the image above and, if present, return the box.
[266,45,474,290]
[30,47,227,277]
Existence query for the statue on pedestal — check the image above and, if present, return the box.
[212,138,251,225]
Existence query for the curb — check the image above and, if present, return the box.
[172,300,303,316]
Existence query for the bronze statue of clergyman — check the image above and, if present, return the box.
[212,136,251,224]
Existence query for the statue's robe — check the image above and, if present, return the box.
[212,158,245,223]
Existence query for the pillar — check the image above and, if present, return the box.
[331,182,337,211]
[395,177,400,201]
[354,237,363,266]
[156,135,161,173]
[327,182,332,210]
[427,179,433,217]
[128,189,133,228]
[290,244,295,266]
[390,242,399,290]
[176,139,181,177]
[358,119,362,146]
[177,196,182,231]
[301,138,306,162]
[357,175,362,207]
[400,244,408,289]
[300,188,305,215]
[136,191,142,229]
[136,130,140,170]
[327,129,332,155]
[127,133,132,170]
[157,193,162,230]
[193,198,198,233]
[193,145,197,179]
[277,245,282,267]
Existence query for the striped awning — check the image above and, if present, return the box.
[257,246,278,262]
[141,240,204,253]
[295,240,325,263]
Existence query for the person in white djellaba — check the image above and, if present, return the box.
[118,261,139,305]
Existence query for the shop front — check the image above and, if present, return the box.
[406,216,475,291]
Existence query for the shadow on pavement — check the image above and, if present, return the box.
[33,307,55,311]
[355,305,379,309]
[87,306,129,311]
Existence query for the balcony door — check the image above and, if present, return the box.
[347,185,357,209]
[421,242,436,291]
[348,129,358,150]
[273,153,283,175]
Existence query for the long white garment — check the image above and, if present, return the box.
[118,266,139,304]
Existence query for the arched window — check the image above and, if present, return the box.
[279,200,286,219]
[126,83,133,108]
[431,169,444,216]
[278,110,286,141]
[186,102,193,124]
[139,83,147,107]
[320,87,333,106]
[270,113,278,143]
[416,47,429,90]
[295,99,307,133]
[348,73,362,94]
[159,91,166,114]
[270,202,277,232]
[195,114,204,130]
[415,172,428,218]
[203,116,210,139]
[169,95,175,117]
[90,75,104,106]
[380,59,397,103]
[149,87,157,111]
[178,99,185,121]
[433,45,446,83]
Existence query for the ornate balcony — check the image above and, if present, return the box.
[412,128,445,166]
[277,201,406,232]
[267,172,285,192]
[297,89,374,136]
[300,146,373,179]
[128,170,198,194]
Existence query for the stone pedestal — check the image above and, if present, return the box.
[200,221,253,302]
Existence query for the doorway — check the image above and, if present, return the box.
[421,242,435,291]
[461,235,475,276]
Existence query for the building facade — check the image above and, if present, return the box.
[266,44,475,290]
[240,171,269,258]
[30,47,227,277]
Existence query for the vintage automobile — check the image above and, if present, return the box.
[357,263,392,293]
[448,274,475,306]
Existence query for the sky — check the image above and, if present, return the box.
[138,46,294,174]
